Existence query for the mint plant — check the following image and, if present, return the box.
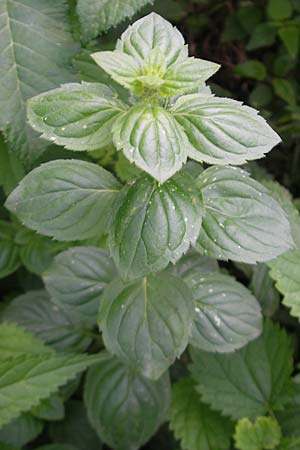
[1,7,300,450]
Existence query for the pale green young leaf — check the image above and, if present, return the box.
[77,0,153,42]
[109,172,203,281]
[190,321,293,420]
[171,94,281,165]
[195,166,293,263]
[234,417,281,450]
[160,57,219,97]
[115,12,187,66]
[49,400,102,450]
[112,103,190,182]
[0,221,20,279]
[84,353,170,450]
[43,246,116,326]
[91,52,141,91]
[186,272,262,352]
[5,160,121,241]
[0,413,43,448]
[0,352,103,428]
[0,323,52,359]
[169,378,233,450]
[27,83,126,151]
[2,290,92,352]
[0,0,78,164]
[269,251,300,320]
[98,273,193,379]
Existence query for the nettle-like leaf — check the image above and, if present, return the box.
[0,221,20,279]
[190,320,293,420]
[169,377,233,450]
[277,377,300,438]
[43,246,116,326]
[0,0,78,164]
[268,252,300,319]
[84,353,170,450]
[27,83,126,152]
[170,93,281,165]
[0,352,102,428]
[0,324,52,359]
[234,417,282,450]
[98,273,193,379]
[195,166,293,263]
[112,103,191,183]
[92,13,219,97]
[250,264,280,317]
[186,271,262,352]
[109,172,203,281]
[77,0,153,42]
[2,290,92,352]
[5,160,121,241]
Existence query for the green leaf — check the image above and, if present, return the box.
[84,353,170,450]
[237,4,263,34]
[77,0,153,42]
[278,27,299,59]
[0,221,20,279]
[247,24,277,50]
[0,324,52,359]
[267,0,293,20]
[0,352,102,428]
[169,248,218,279]
[268,250,300,319]
[5,160,121,241]
[2,290,92,352]
[186,271,262,352]
[98,273,193,379]
[0,443,19,450]
[0,135,24,195]
[278,437,300,450]
[36,446,77,450]
[49,400,102,450]
[32,394,65,422]
[112,103,190,182]
[115,152,142,183]
[234,417,281,450]
[44,246,116,326]
[272,79,296,106]
[115,13,187,67]
[169,378,233,450]
[0,0,78,165]
[0,413,43,447]
[190,320,293,420]
[109,172,203,281]
[171,94,280,165]
[277,377,300,438]
[234,60,267,81]
[27,83,126,152]
[195,166,293,263]
[249,84,273,109]
[250,264,280,317]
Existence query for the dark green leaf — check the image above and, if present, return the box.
[0,135,24,195]
[169,249,218,279]
[249,84,273,109]
[49,400,102,450]
[0,414,43,447]
[2,290,92,352]
[277,377,300,438]
[187,272,262,352]
[5,160,121,241]
[32,394,65,422]
[247,24,277,50]
[234,60,267,81]
[190,321,293,420]
[109,172,203,281]
[99,273,193,379]
[84,354,170,450]
[0,0,78,164]
[169,378,233,450]
[250,264,280,317]
[272,79,296,106]
[27,83,126,152]
[278,27,299,59]
[44,246,116,326]
[195,166,293,263]
[268,0,293,20]
[0,221,20,279]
